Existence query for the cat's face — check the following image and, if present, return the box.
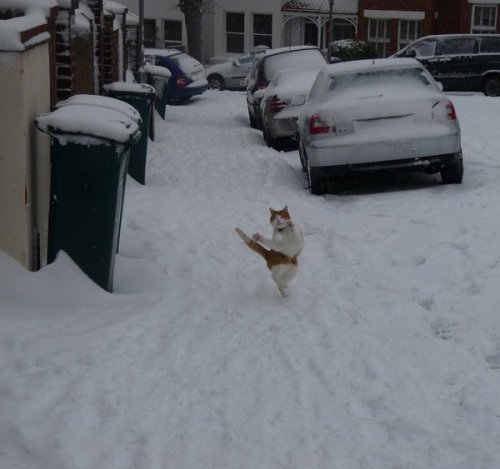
[270,206,292,229]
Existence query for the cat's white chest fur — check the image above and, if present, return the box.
[271,225,303,257]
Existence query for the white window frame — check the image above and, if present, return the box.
[163,19,183,49]
[368,19,390,58]
[252,13,273,48]
[398,20,422,50]
[226,11,245,54]
[471,5,497,33]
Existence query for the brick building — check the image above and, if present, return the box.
[358,0,500,56]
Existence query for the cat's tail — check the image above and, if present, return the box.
[235,228,270,260]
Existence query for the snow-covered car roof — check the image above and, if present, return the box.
[144,48,183,58]
[261,45,320,58]
[325,57,424,75]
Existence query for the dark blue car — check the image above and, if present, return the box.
[144,48,208,103]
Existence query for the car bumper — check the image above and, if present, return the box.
[169,84,208,100]
[305,123,460,169]
[269,116,299,139]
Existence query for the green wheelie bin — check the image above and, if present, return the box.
[35,100,141,292]
[103,82,156,185]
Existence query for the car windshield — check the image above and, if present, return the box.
[264,49,326,80]
[409,39,437,57]
[327,67,434,98]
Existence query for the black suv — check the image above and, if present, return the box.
[393,34,500,96]
[246,46,328,129]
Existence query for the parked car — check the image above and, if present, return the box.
[392,34,500,96]
[204,46,269,90]
[246,46,328,130]
[144,48,208,103]
[298,58,463,195]
[257,66,321,149]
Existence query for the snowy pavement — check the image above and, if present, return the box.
[1,90,500,468]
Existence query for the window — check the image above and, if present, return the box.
[399,20,422,50]
[164,20,182,48]
[439,38,478,55]
[253,14,272,48]
[143,19,157,48]
[410,38,437,57]
[368,19,390,58]
[226,12,244,53]
[472,6,497,33]
[480,36,500,53]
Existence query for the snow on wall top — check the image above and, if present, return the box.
[104,1,127,15]
[0,0,56,51]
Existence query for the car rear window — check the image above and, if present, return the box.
[480,36,500,53]
[327,67,434,97]
[264,49,326,80]
[170,53,201,74]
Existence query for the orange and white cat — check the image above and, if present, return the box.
[235,206,303,297]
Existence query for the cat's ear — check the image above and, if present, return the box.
[269,208,275,215]
[284,205,288,212]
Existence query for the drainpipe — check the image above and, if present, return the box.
[138,0,144,82]
[327,0,334,61]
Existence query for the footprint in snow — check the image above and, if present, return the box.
[431,319,454,341]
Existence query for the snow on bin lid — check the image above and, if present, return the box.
[56,94,142,126]
[35,104,141,145]
[103,81,157,95]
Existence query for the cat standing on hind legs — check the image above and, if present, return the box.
[235,206,304,297]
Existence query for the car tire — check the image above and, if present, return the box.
[441,149,464,184]
[298,139,307,172]
[482,75,500,97]
[248,107,258,129]
[263,119,281,150]
[308,164,327,195]
[207,74,225,91]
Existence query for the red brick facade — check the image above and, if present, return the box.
[358,0,500,56]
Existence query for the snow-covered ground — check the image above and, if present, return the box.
[1,90,500,469]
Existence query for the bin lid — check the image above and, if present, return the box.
[35,104,141,145]
[103,82,157,97]
[56,94,142,126]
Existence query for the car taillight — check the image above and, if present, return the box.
[433,99,457,120]
[177,76,188,88]
[309,114,336,135]
[256,80,267,90]
[270,96,287,113]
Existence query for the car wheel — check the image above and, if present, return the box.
[482,75,500,97]
[263,119,281,150]
[248,107,258,129]
[208,74,225,91]
[441,149,464,184]
[307,163,327,195]
[298,139,307,172]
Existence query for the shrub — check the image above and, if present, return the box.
[330,39,377,62]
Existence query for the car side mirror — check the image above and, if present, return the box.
[231,58,238,66]
[436,81,444,91]
[407,49,417,58]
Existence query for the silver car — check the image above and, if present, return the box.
[298,58,463,195]
[204,46,268,90]
[257,67,321,149]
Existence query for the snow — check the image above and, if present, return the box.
[1,90,500,468]
[35,103,141,145]
[0,8,49,51]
